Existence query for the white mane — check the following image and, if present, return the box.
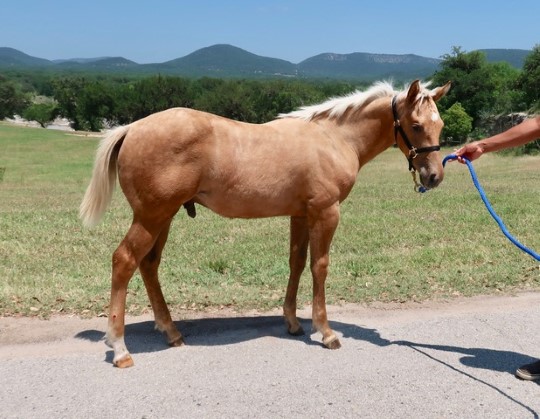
[279,80,432,121]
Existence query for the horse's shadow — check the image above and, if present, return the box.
[75,315,536,378]
[76,315,391,363]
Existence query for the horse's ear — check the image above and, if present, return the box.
[406,80,421,104]
[431,81,452,102]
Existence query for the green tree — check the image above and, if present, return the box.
[113,76,196,123]
[22,103,59,128]
[195,80,258,122]
[518,44,540,110]
[52,77,123,131]
[489,62,525,114]
[441,102,473,145]
[52,77,87,130]
[250,80,325,123]
[431,47,520,123]
[0,75,28,119]
[77,81,116,131]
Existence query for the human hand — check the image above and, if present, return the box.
[454,142,484,163]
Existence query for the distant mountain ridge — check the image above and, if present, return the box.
[298,52,441,80]
[161,44,296,76]
[0,44,531,80]
[0,47,52,67]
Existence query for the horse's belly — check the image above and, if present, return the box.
[194,190,304,219]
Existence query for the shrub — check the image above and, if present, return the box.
[441,102,473,145]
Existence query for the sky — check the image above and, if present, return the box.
[2,0,539,64]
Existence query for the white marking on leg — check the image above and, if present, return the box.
[106,332,131,365]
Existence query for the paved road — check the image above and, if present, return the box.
[1,292,540,418]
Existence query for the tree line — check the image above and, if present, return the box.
[1,74,358,131]
[1,45,539,151]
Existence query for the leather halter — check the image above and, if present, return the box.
[391,96,440,172]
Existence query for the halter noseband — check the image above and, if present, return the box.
[391,96,440,172]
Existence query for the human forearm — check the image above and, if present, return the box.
[478,117,540,153]
[454,116,540,162]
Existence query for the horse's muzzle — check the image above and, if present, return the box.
[420,168,444,189]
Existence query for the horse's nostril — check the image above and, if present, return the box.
[428,173,440,187]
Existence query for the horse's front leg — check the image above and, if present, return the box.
[283,216,309,336]
[309,203,341,349]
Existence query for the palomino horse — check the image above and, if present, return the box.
[80,79,451,367]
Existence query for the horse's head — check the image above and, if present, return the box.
[392,80,451,191]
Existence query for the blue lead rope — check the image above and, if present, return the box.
[443,154,540,261]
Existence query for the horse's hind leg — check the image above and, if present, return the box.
[106,219,164,368]
[283,216,309,336]
[139,218,184,347]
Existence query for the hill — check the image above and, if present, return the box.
[0,45,532,80]
[0,47,52,68]
[479,49,531,69]
[298,52,440,80]
[157,44,297,77]
[55,57,139,71]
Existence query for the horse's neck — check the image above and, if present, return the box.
[327,99,395,169]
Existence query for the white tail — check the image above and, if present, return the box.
[79,125,130,227]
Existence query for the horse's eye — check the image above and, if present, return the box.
[412,124,423,132]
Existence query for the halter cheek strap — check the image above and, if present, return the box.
[391,96,440,172]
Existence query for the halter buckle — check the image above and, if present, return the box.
[408,147,418,160]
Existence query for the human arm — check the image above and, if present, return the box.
[454,116,540,162]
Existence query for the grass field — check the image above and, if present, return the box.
[1,123,539,318]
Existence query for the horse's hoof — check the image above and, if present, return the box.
[323,336,342,350]
[114,354,134,368]
[169,336,185,347]
[288,325,305,336]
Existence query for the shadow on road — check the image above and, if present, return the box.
[75,314,539,417]
[76,315,389,350]
[76,314,536,378]
[393,340,537,376]
[393,340,539,417]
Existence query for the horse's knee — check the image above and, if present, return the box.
[310,256,329,277]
